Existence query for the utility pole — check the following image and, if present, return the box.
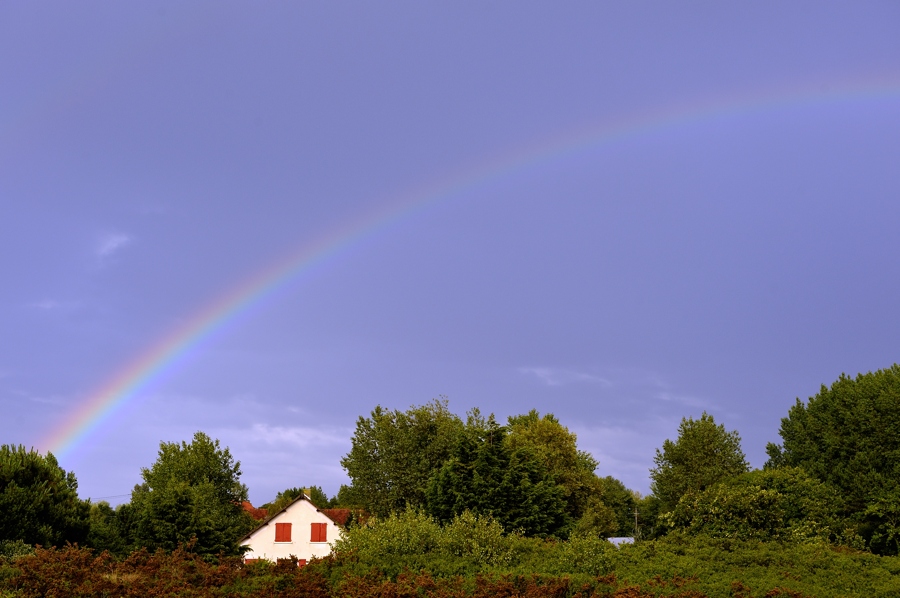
[633,507,640,538]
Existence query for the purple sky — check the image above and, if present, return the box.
[2,3,899,506]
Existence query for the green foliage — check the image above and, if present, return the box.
[650,412,750,512]
[544,533,616,576]
[664,467,843,542]
[0,445,89,547]
[5,535,900,597]
[332,484,365,509]
[425,412,567,537]
[129,432,253,557]
[571,496,618,538]
[340,399,464,517]
[332,508,517,577]
[85,501,131,557]
[0,539,33,560]
[263,485,332,515]
[635,494,663,539]
[597,476,639,537]
[506,410,601,523]
[766,365,900,553]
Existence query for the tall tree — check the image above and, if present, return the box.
[0,445,89,547]
[596,476,639,537]
[766,365,900,553]
[130,432,253,557]
[650,412,749,512]
[426,412,567,537]
[506,410,602,523]
[85,501,130,556]
[341,399,464,517]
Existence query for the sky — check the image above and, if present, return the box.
[2,2,899,506]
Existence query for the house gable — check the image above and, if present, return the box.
[240,495,343,562]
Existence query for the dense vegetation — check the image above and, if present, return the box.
[3,364,900,595]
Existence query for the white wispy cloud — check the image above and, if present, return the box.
[655,390,712,409]
[30,299,61,310]
[518,366,611,387]
[247,423,351,449]
[96,233,133,258]
[27,299,81,312]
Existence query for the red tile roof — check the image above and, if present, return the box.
[320,508,368,527]
[242,501,269,521]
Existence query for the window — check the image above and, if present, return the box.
[275,522,292,542]
[310,522,327,542]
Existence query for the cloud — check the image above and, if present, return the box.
[29,299,62,310]
[569,416,684,494]
[655,390,712,409]
[247,423,350,449]
[518,366,611,387]
[96,233,133,258]
[27,299,81,312]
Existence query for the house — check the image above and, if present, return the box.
[240,494,346,564]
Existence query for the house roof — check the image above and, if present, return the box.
[319,508,353,526]
[241,501,269,521]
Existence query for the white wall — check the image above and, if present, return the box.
[242,499,343,562]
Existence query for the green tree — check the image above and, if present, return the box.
[333,483,365,508]
[635,494,663,539]
[664,467,843,542]
[341,399,464,517]
[425,412,567,537]
[571,496,618,538]
[130,432,253,557]
[766,365,900,553]
[264,485,332,514]
[85,501,130,556]
[596,476,638,537]
[506,410,602,524]
[650,412,749,513]
[0,445,89,547]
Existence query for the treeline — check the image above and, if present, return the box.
[3,364,900,595]
[334,364,900,555]
[337,404,640,539]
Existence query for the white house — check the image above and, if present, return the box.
[240,494,349,564]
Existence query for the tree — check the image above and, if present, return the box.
[664,467,843,542]
[130,432,253,557]
[0,445,89,547]
[765,365,900,552]
[650,412,749,512]
[264,485,332,514]
[341,399,464,517]
[85,501,130,556]
[595,476,638,537]
[506,410,602,523]
[425,412,567,537]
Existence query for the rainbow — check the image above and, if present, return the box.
[41,75,900,458]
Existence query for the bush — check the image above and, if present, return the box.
[664,468,843,542]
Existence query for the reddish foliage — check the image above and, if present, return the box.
[764,588,813,598]
[1,545,816,598]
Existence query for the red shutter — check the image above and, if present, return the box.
[275,522,292,542]
[310,522,327,542]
